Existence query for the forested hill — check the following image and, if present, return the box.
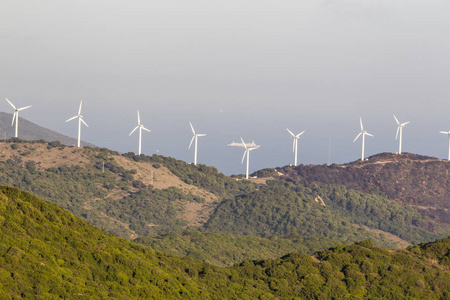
[0,112,95,147]
[274,152,450,224]
[1,140,449,265]
[1,186,450,299]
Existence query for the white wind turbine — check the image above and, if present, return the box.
[353,117,373,161]
[393,115,410,154]
[5,98,32,138]
[129,110,151,155]
[65,100,88,147]
[188,122,206,165]
[439,130,450,161]
[240,137,260,179]
[286,128,305,166]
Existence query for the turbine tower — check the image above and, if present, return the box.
[5,98,31,138]
[286,128,305,166]
[240,137,260,179]
[188,122,206,165]
[353,117,373,161]
[129,110,151,155]
[393,115,410,154]
[65,100,88,147]
[440,130,450,161]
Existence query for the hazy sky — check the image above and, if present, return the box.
[1,1,450,175]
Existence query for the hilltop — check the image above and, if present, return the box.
[274,152,450,225]
[1,186,450,299]
[0,112,95,147]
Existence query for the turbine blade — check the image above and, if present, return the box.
[11,112,16,126]
[365,132,374,137]
[129,126,139,136]
[65,116,77,122]
[5,98,16,110]
[188,136,195,149]
[189,122,195,135]
[81,118,89,127]
[137,110,141,125]
[401,121,410,126]
[142,126,151,133]
[17,105,32,111]
[78,100,83,115]
[353,132,362,143]
[296,130,306,138]
[360,117,363,131]
[395,126,400,140]
[240,137,247,149]
[197,134,206,137]
[241,150,247,164]
[393,114,399,125]
[440,131,448,134]
[292,139,295,153]
[286,128,295,137]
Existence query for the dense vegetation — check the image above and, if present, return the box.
[1,186,450,299]
[205,180,443,246]
[0,186,208,299]
[136,231,340,267]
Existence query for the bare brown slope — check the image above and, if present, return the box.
[278,152,450,224]
[0,142,219,237]
[112,156,218,227]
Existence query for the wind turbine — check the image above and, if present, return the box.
[286,128,305,166]
[240,137,260,179]
[129,110,151,155]
[65,100,88,147]
[5,98,32,138]
[188,122,206,165]
[440,130,450,161]
[353,117,373,161]
[393,115,410,154]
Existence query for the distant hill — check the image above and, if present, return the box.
[1,186,449,299]
[0,111,95,147]
[274,152,450,225]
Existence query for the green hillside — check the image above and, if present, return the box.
[136,231,340,267]
[1,186,450,299]
[205,180,443,245]
[0,186,208,299]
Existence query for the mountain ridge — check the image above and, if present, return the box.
[0,140,448,264]
[0,112,95,147]
[274,152,450,225]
